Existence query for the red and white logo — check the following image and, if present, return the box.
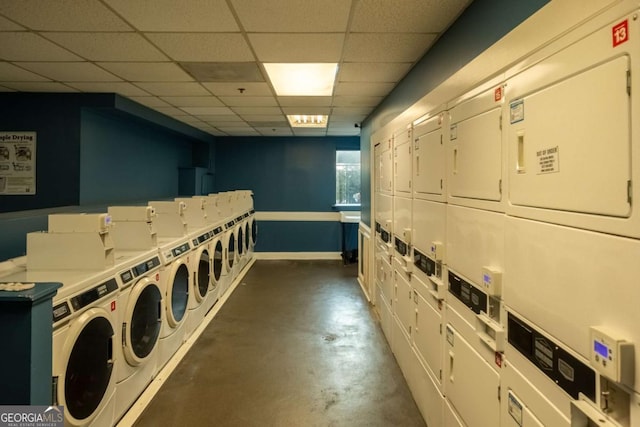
[111,301,116,312]
[494,86,503,102]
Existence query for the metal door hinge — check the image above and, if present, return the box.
[498,385,501,401]
[499,114,502,130]
[499,179,503,195]
[627,70,631,96]
[628,180,632,204]
[439,369,442,380]
[122,323,127,347]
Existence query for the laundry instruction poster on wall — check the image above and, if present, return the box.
[0,131,36,195]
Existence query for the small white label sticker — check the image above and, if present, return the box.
[508,391,523,426]
[536,146,560,174]
[446,325,455,346]
[510,100,524,123]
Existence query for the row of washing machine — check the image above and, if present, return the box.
[372,3,640,426]
[0,190,257,427]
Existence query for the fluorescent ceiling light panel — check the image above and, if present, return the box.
[287,114,328,128]
[264,63,337,96]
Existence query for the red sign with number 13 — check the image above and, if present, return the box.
[613,19,629,47]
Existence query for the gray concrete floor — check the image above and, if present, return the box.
[134,260,426,427]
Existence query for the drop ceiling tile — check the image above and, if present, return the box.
[277,97,332,107]
[338,62,412,82]
[1,81,77,92]
[333,95,382,107]
[330,114,367,123]
[204,121,249,128]
[66,82,149,96]
[160,96,223,107]
[0,63,49,81]
[42,33,168,61]
[0,33,81,61]
[146,33,254,62]
[230,0,351,32]
[219,96,277,107]
[0,0,132,31]
[240,115,287,122]
[332,106,374,116]
[201,82,272,96]
[246,120,288,128]
[180,62,264,82]
[181,106,235,115]
[282,107,330,115]
[256,127,293,136]
[327,128,360,136]
[0,15,24,30]
[351,0,470,33]
[334,82,395,97]
[129,96,172,108]
[249,33,344,62]
[344,33,437,62]
[218,127,260,136]
[104,0,238,32]
[176,116,205,125]
[135,82,209,96]
[16,62,120,82]
[231,107,282,115]
[98,62,193,82]
[195,114,244,122]
[154,106,186,116]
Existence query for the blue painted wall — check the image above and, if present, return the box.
[0,93,214,260]
[360,0,549,226]
[79,109,193,205]
[215,136,359,252]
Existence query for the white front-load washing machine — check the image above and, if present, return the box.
[108,206,164,423]
[149,200,192,372]
[174,197,214,338]
[222,218,237,296]
[0,259,120,427]
[13,213,120,427]
[204,224,225,314]
[113,250,162,422]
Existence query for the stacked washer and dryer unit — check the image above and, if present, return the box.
[0,190,256,427]
[373,3,640,426]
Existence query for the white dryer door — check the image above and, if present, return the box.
[166,260,189,327]
[123,277,162,366]
[194,246,210,303]
[62,309,115,424]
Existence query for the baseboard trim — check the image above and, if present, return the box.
[255,251,342,260]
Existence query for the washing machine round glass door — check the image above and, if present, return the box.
[251,219,257,247]
[167,262,189,327]
[227,231,236,269]
[195,247,210,302]
[124,278,162,364]
[244,222,250,250]
[213,239,223,284]
[65,314,114,422]
[237,225,244,257]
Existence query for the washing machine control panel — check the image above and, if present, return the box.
[70,278,118,311]
[131,256,161,277]
[589,326,634,385]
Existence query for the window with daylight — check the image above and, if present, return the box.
[336,150,361,205]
